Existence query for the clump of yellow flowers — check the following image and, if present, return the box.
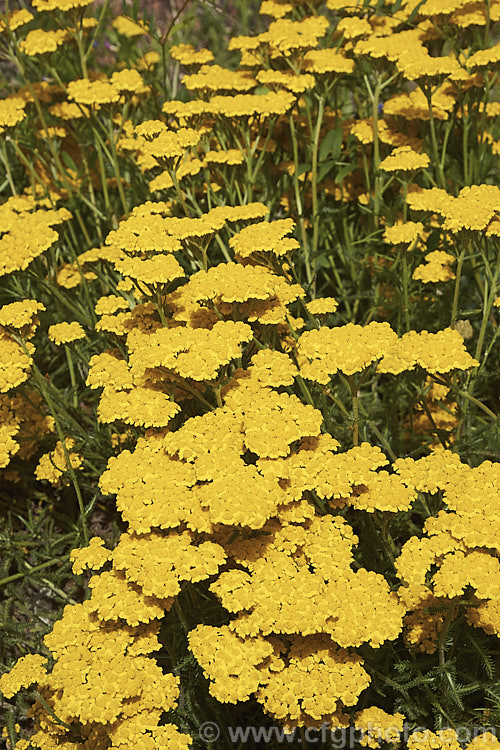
[0,0,499,746]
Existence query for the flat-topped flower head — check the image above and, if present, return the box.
[32,0,95,9]
[97,386,180,428]
[0,300,44,329]
[466,42,500,69]
[105,212,182,256]
[110,68,148,95]
[354,707,405,747]
[225,389,323,458]
[247,349,298,388]
[208,91,296,119]
[384,221,424,245]
[67,78,120,107]
[303,48,355,74]
[174,263,304,327]
[94,295,129,316]
[379,146,430,172]
[412,251,456,283]
[408,729,462,750]
[260,0,293,18]
[170,44,214,66]
[384,88,455,121]
[136,125,201,163]
[405,186,454,213]
[297,322,398,382]
[113,254,184,286]
[417,0,470,15]
[336,16,372,39]
[55,262,96,289]
[183,65,257,93]
[112,15,148,37]
[441,185,500,232]
[450,2,498,28]
[48,321,86,345]
[266,16,329,56]
[400,53,462,82]
[0,96,27,132]
[0,334,33,392]
[306,297,339,315]
[377,328,478,375]
[20,29,67,56]
[0,654,48,698]
[230,218,299,260]
[128,320,253,382]
[256,70,315,93]
[202,148,244,166]
[35,437,83,485]
[0,8,34,33]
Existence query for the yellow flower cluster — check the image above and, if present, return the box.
[383,221,424,246]
[112,15,148,37]
[67,78,121,107]
[127,320,253,381]
[0,390,54,471]
[377,328,478,374]
[35,437,83,485]
[0,96,27,133]
[229,217,299,260]
[170,43,214,66]
[48,321,86,344]
[0,299,44,330]
[354,707,405,748]
[0,654,48,699]
[0,334,33,393]
[413,250,456,283]
[297,322,477,381]
[3,0,500,742]
[1,599,192,746]
[297,322,397,381]
[379,146,430,172]
[394,452,500,647]
[410,379,458,448]
[189,626,368,726]
[55,261,97,288]
[183,64,257,93]
[407,184,500,235]
[20,28,67,55]
[0,197,71,277]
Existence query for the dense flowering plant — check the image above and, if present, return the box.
[0,0,499,748]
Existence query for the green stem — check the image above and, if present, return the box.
[368,421,397,461]
[450,247,466,327]
[95,139,114,226]
[106,117,129,218]
[0,557,62,587]
[348,375,360,446]
[65,345,78,409]
[454,388,498,422]
[74,23,89,78]
[310,93,326,298]
[438,601,457,669]
[365,72,383,230]
[0,141,17,195]
[462,107,470,185]
[26,352,89,545]
[401,246,411,333]
[424,85,446,189]
[288,111,313,289]
[160,0,191,97]
[156,289,168,326]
